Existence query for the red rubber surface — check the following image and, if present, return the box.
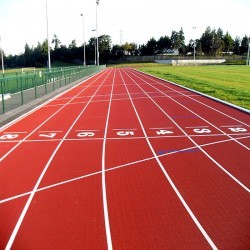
[0,68,249,249]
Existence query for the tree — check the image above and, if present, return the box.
[200,27,224,56]
[240,35,249,55]
[144,37,157,55]
[69,39,77,49]
[24,43,33,67]
[99,35,112,62]
[211,29,224,56]
[170,28,185,51]
[52,34,61,50]
[157,36,171,53]
[223,32,234,53]
[233,36,241,55]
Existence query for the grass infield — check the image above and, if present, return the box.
[112,63,250,110]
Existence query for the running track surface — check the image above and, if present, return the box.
[0,68,249,249]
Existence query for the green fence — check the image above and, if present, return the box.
[0,65,106,114]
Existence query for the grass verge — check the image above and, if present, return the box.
[111,63,250,110]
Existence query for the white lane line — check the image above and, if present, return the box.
[149,127,173,130]
[112,128,137,131]
[185,126,210,129]
[2,132,27,134]
[2,134,250,206]
[126,69,250,191]
[136,72,250,151]
[101,70,115,250]
[220,125,244,127]
[120,69,218,250]
[75,129,100,132]
[0,70,109,162]
[133,69,250,126]
[5,69,113,250]
[38,131,63,133]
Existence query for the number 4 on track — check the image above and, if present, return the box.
[156,130,173,135]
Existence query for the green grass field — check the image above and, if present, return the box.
[112,63,250,110]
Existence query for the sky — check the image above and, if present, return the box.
[0,0,249,55]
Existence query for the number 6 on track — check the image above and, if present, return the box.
[77,132,95,137]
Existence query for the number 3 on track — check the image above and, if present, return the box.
[193,128,211,134]
[228,128,247,133]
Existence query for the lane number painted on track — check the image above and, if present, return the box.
[193,128,211,134]
[156,130,173,135]
[228,127,247,133]
[0,134,19,140]
[77,132,95,137]
[39,133,57,138]
[117,131,135,136]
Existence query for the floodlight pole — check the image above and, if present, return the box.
[193,27,196,62]
[46,0,51,72]
[81,13,86,66]
[0,36,4,75]
[91,29,97,65]
[246,38,250,66]
[96,0,100,66]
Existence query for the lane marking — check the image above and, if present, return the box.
[220,125,243,127]
[185,126,210,129]
[39,131,63,133]
[2,134,249,205]
[128,69,250,172]
[75,129,100,132]
[1,70,110,162]
[101,70,115,250]
[134,70,250,127]
[149,127,173,130]
[3,132,27,134]
[112,128,137,131]
[120,69,218,250]
[5,69,113,250]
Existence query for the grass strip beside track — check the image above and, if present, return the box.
[112,63,250,110]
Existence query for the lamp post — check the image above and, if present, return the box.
[192,27,196,63]
[96,0,100,66]
[91,29,97,65]
[0,36,4,75]
[46,0,51,71]
[246,37,250,66]
[80,13,86,66]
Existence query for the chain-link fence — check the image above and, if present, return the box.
[0,65,105,114]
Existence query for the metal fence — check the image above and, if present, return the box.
[0,65,106,114]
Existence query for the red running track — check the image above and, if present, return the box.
[0,68,249,249]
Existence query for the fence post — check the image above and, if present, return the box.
[34,74,37,99]
[20,77,24,105]
[1,80,5,113]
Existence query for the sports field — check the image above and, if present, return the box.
[0,68,249,249]
[113,64,250,110]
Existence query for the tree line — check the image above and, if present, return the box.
[2,26,249,68]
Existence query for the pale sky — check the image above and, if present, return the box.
[0,0,249,55]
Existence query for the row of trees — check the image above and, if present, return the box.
[2,27,249,68]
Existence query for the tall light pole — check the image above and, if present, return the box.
[0,36,4,75]
[246,37,250,66]
[91,29,97,65]
[80,13,86,66]
[46,0,51,71]
[193,27,196,63]
[96,0,100,66]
